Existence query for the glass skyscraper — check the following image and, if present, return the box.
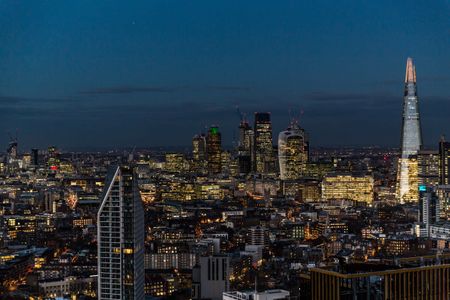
[278,121,309,180]
[97,165,145,300]
[397,57,423,203]
[237,120,254,174]
[253,112,274,174]
[206,126,222,174]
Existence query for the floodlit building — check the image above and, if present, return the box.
[321,173,374,204]
[397,57,423,203]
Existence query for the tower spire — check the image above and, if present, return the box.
[405,57,416,83]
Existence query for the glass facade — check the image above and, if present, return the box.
[397,58,423,203]
[253,112,274,174]
[278,122,309,180]
[206,126,222,174]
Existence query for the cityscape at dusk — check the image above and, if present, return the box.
[1,1,450,300]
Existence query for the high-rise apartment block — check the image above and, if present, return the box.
[97,165,145,300]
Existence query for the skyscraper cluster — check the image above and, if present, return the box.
[192,112,310,180]
[396,58,450,209]
[4,57,450,300]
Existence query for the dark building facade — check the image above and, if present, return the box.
[206,126,222,174]
[439,136,450,185]
[253,112,274,174]
[311,255,450,300]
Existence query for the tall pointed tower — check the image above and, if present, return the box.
[397,57,423,203]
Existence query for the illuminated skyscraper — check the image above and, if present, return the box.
[192,134,207,162]
[253,112,274,174]
[6,138,17,164]
[439,136,450,185]
[98,165,145,300]
[192,134,207,172]
[397,57,422,203]
[206,126,222,174]
[237,120,253,174]
[278,121,309,180]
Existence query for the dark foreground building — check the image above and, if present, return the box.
[311,254,450,300]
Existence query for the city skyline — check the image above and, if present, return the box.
[4,2,450,300]
[1,1,450,149]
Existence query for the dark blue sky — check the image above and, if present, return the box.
[0,1,449,150]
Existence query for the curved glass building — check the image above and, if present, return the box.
[278,121,309,180]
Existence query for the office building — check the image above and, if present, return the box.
[418,150,440,187]
[278,121,309,180]
[439,136,450,185]
[193,134,207,163]
[321,173,374,204]
[97,165,145,300]
[253,112,274,174]
[246,226,269,246]
[31,148,39,166]
[207,126,222,174]
[164,153,188,173]
[397,57,423,203]
[6,137,18,164]
[237,120,254,174]
[418,186,439,236]
[436,185,450,221]
[192,255,230,300]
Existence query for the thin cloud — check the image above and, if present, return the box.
[205,85,251,92]
[80,84,251,95]
[304,92,376,102]
[80,86,179,95]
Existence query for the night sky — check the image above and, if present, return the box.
[0,1,449,150]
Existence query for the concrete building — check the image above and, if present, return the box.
[97,165,145,300]
[192,255,230,300]
[223,289,290,300]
